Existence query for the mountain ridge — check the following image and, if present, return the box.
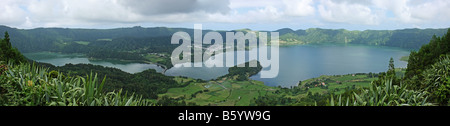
[0,25,448,53]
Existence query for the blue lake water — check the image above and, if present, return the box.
[24,44,410,87]
[23,52,165,74]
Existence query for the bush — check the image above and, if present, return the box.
[330,78,433,106]
[0,62,153,106]
[422,57,450,105]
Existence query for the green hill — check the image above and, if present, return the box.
[277,28,448,49]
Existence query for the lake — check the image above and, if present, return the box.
[250,44,410,87]
[23,52,165,73]
[24,44,410,87]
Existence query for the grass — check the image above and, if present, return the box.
[144,53,166,63]
[160,72,380,106]
[300,74,376,95]
[330,78,433,106]
[159,77,277,106]
[96,38,113,41]
[400,56,409,62]
[74,41,90,45]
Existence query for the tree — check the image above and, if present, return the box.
[4,32,10,48]
[387,57,395,77]
[405,29,450,90]
[0,31,27,64]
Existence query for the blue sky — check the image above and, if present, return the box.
[1,0,449,31]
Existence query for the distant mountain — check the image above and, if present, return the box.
[275,28,448,49]
[0,25,448,53]
[0,25,200,53]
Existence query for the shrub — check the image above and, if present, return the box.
[421,56,450,105]
[0,62,153,106]
[330,78,434,106]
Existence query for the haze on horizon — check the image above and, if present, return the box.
[1,0,450,31]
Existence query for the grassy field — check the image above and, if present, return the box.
[300,68,406,95]
[74,41,90,45]
[161,73,382,106]
[300,74,376,95]
[160,68,406,106]
[159,76,277,106]
[400,56,409,62]
[96,38,113,41]
[143,53,166,63]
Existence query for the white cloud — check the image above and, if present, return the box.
[1,0,233,28]
[206,6,286,24]
[119,0,230,15]
[372,0,417,23]
[0,0,449,30]
[408,0,450,23]
[0,0,28,26]
[283,0,315,17]
[373,0,450,24]
[229,0,284,9]
[318,0,380,25]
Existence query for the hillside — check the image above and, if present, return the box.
[277,28,448,49]
[1,25,447,70]
[1,25,447,54]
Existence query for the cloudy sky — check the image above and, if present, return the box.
[1,0,449,31]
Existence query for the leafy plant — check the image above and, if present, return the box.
[0,62,153,106]
[420,56,450,105]
[330,78,434,106]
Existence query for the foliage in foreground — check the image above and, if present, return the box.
[421,56,450,105]
[329,78,433,106]
[0,62,153,106]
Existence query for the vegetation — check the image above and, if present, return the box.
[420,57,450,105]
[0,62,153,106]
[1,25,447,71]
[400,56,409,62]
[253,73,377,106]
[158,61,275,106]
[254,29,450,106]
[278,28,447,49]
[219,60,262,81]
[401,29,450,105]
[159,75,276,106]
[0,32,26,64]
[2,25,450,106]
[329,29,450,106]
[330,78,432,106]
[48,63,179,99]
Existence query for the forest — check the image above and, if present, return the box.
[277,28,448,49]
[218,60,263,81]
[0,32,26,64]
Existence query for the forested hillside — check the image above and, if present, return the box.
[0,32,27,64]
[0,25,195,53]
[277,28,448,49]
[1,25,447,54]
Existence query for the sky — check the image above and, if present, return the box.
[1,0,450,31]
